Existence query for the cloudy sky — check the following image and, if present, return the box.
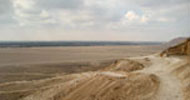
[0,0,189,41]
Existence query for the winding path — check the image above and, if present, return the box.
[137,56,184,100]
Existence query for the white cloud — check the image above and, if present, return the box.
[123,10,175,24]
[13,0,34,9]
[125,11,140,21]
[13,0,34,18]
[11,0,179,28]
[122,11,150,24]
[13,0,35,26]
[12,0,58,26]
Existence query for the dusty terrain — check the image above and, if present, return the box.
[0,43,189,100]
[0,45,161,83]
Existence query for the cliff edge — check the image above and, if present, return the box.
[160,38,190,56]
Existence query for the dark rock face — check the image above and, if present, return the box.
[160,38,190,56]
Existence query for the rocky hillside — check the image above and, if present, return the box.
[160,38,190,56]
[162,37,188,48]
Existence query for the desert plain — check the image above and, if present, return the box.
[0,45,161,83]
[0,42,189,100]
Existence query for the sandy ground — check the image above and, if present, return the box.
[1,45,189,100]
[0,45,162,83]
[134,55,184,100]
[1,55,183,100]
[0,54,189,100]
[0,45,161,66]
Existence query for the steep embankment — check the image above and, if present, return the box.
[172,57,190,100]
[160,38,190,100]
[160,38,190,56]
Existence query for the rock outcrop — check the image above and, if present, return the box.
[162,37,188,48]
[160,38,190,57]
[104,59,145,72]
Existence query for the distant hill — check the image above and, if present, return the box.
[162,37,188,48]
[160,38,190,56]
[0,41,161,48]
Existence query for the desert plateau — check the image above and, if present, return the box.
[0,38,189,100]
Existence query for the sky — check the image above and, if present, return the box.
[0,0,189,41]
